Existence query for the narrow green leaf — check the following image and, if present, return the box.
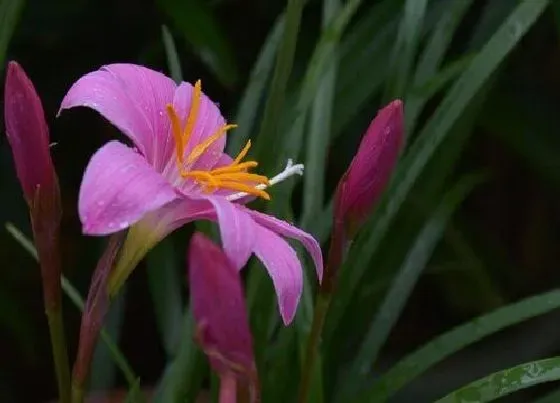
[152,310,206,403]
[157,0,238,87]
[384,0,428,99]
[228,12,284,154]
[251,0,305,170]
[327,0,549,336]
[4,222,142,398]
[146,238,183,357]
[0,0,24,69]
[435,357,560,402]
[405,0,475,133]
[337,174,484,402]
[357,289,560,401]
[161,25,183,84]
[301,0,340,230]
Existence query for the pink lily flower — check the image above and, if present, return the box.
[59,63,322,324]
[189,233,259,403]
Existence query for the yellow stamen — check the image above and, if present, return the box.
[210,161,258,174]
[213,181,270,200]
[183,80,202,149]
[165,79,270,200]
[166,104,184,164]
[233,140,252,164]
[212,172,269,184]
[186,124,237,166]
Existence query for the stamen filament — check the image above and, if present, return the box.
[215,181,270,200]
[166,105,184,164]
[186,124,238,166]
[183,80,202,149]
[212,172,269,184]
[233,140,251,164]
[210,161,258,174]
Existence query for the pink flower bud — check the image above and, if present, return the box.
[188,233,259,402]
[4,61,58,205]
[334,100,404,237]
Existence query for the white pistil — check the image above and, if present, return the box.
[226,159,305,202]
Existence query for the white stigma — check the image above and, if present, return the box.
[226,159,305,202]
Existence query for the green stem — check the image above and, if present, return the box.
[297,292,332,403]
[71,382,84,403]
[46,306,71,403]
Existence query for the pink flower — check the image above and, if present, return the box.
[334,100,404,237]
[59,63,322,324]
[189,233,258,403]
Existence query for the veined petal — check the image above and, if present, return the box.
[59,63,176,165]
[252,225,303,325]
[197,196,256,269]
[247,209,323,282]
[79,141,178,235]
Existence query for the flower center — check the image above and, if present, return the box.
[165,80,270,200]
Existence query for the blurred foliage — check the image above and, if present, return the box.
[2,0,560,402]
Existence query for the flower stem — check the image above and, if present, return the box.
[219,373,237,403]
[71,382,84,403]
[297,291,331,403]
[46,305,71,403]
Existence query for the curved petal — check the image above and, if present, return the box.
[247,209,323,282]
[79,141,178,235]
[60,64,176,164]
[252,225,303,324]
[195,196,256,270]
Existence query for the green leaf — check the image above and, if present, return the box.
[161,25,183,84]
[435,357,560,402]
[356,288,560,401]
[228,11,285,155]
[336,174,484,402]
[0,0,24,69]
[251,0,306,170]
[405,0,475,133]
[157,0,238,87]
[146,237,184,357]
[4,222,142,399]
[300,0,340,230]
[384,0,428,100]
[327,0,550,338]
[152,310,207,403]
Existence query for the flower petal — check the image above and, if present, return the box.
[197,196,256,269]
[59,63,176,165]
[252,225,303,325]
[247,209,323,282]
[79,141,178,235]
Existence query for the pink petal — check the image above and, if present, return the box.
[59,63,176,166]
[4,61,57,203]
[197,196,256,269]
[252,225,303,324]
[79,141,178,235]
[188,233,255,376]
[247,209,323,282]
